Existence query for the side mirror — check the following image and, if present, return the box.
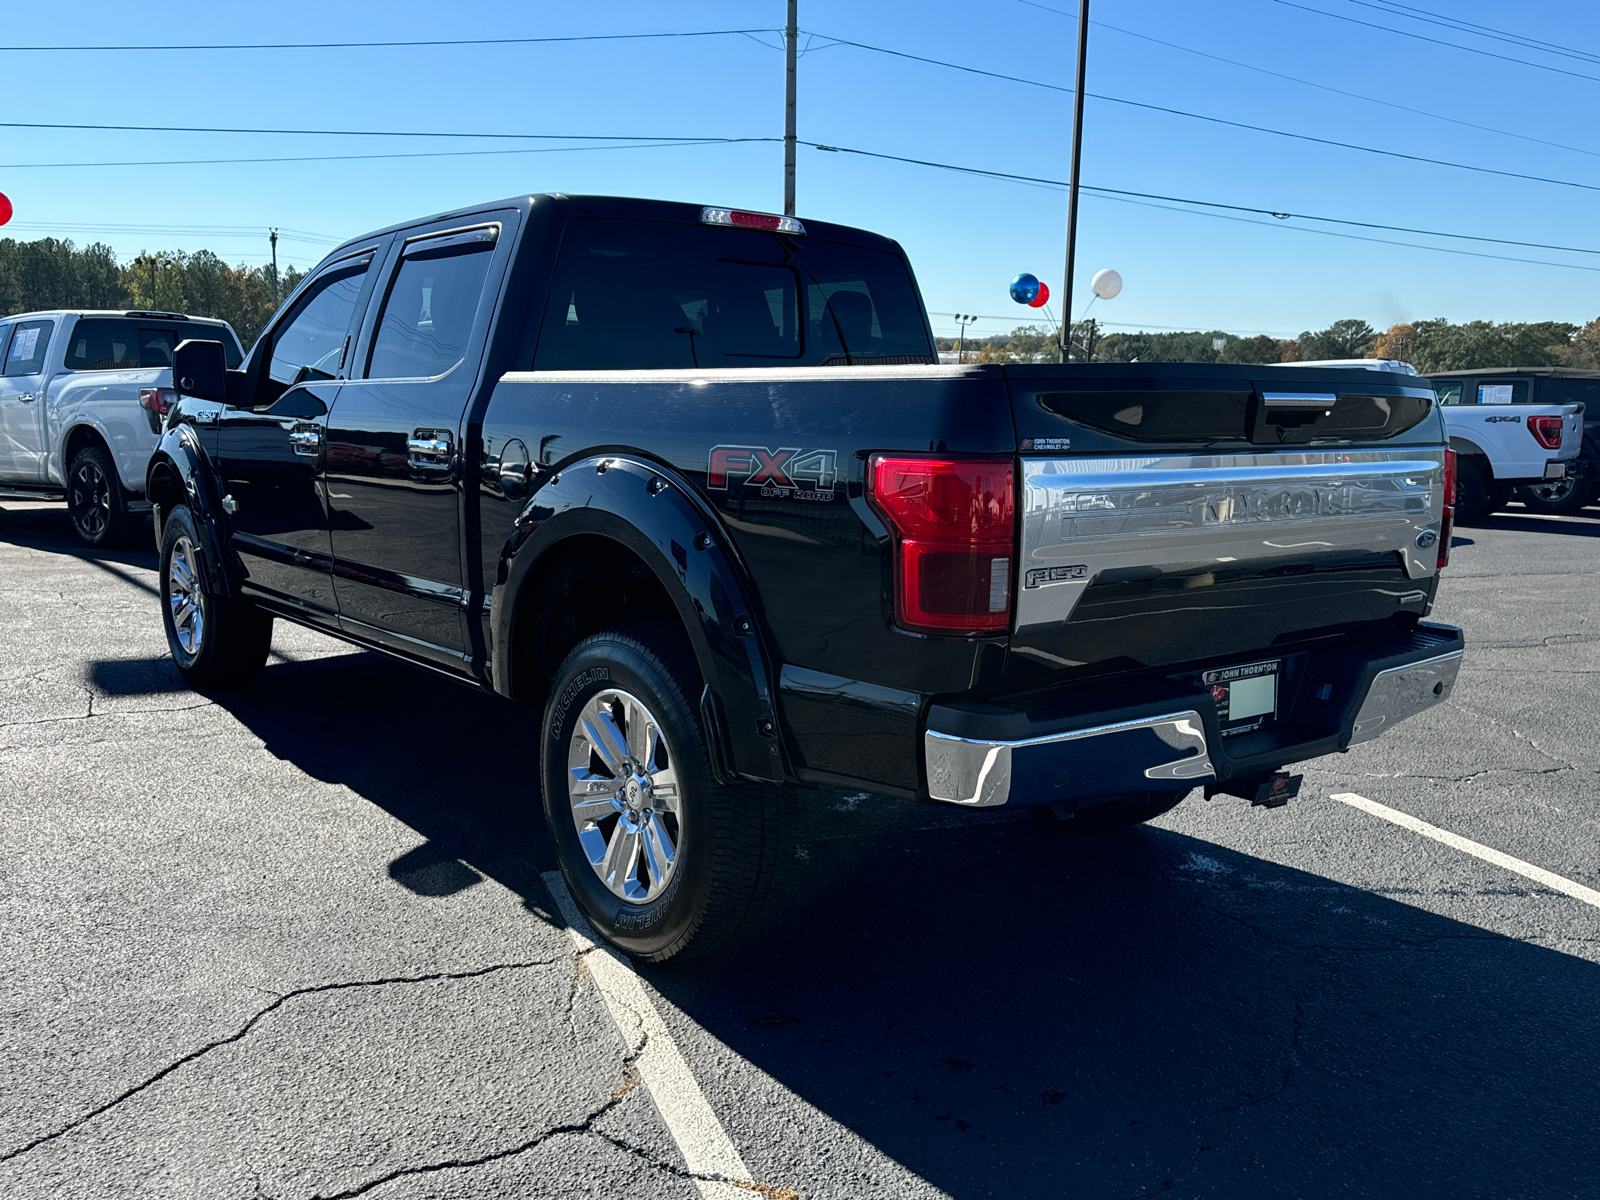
[172,339,228,402]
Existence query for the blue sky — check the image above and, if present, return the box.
[2,0,1596,342]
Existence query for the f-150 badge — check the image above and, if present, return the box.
[708,445,837,501]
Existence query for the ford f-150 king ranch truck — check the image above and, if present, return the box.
[0,310,244,544]
[145,194,1464,961]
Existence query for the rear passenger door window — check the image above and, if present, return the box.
[1477,381,1527,405]
[365,227,498,380]
[1433,382,1463,406]
[4,319,54,376]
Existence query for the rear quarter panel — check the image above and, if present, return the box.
[48,366,169,490]
[479,365,1015,695]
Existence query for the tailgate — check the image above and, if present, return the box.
[1003,364,1446,683]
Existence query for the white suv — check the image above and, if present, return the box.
[0,310,244,545]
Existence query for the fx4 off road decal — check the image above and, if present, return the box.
[707,445,838,501]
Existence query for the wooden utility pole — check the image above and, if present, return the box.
[784,0,798,215]
[269,229,280,304]
[1059,0,1090,361]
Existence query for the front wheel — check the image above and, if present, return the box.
[542,628,793,963]
[159,505,273,688]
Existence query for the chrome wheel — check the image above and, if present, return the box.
[167,535,205,656]
[69,461,111,538]
[567,688,683,904]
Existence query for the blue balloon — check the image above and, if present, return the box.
[1009,272,1041,305]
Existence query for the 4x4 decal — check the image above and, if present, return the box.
[708,445,837,501]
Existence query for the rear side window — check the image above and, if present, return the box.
[3,319,53,376]
[64,319,242,372]
[366,234,496,380]
[531,217,933,370]
[1433,381,1463,406]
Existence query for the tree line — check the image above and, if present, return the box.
[0,237,306,349]
[940,314,1600,371]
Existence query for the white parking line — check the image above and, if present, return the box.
[1331,792,1600,909]
[541,871,755,1200]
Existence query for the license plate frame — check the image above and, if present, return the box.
[1203,658,1281,737]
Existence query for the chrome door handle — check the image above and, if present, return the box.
[17,392,39,403]
[407,430,454,470]
[288,426,323,456]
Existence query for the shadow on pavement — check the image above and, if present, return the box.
[0,502,159,586]
[1462,504,1600,537]
[152,647,1600,1200]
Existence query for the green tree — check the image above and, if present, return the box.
[1408,319,1575,372]
[1219,334,1284,364]
[1298,319,1376,359]
[1567,316,1600,369]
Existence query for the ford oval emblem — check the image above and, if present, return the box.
[1415,529,1438,549]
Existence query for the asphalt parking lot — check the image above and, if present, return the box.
[2,496,1597,1200]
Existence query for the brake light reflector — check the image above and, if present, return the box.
[1528,414,1564,450]
[700,206,805,235]
[868,455,1015,633]
[1438,448,1456,571]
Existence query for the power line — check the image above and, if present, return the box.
[2,222,341,244]
[807,32,1600,195]
[0,120,752,142]
[1346,0,1600,68]
[931,311,1299,336]
[806,141,1600,273]
[0,29,780,53]
[1268,0,1600,85]
[0,138,774,171]
[1013,0,1600,161]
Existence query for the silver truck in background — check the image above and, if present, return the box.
[0,310,245,545]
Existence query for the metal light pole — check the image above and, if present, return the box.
[784,0,798,215]
[1058,0,1090,361]
[955,313,977,363]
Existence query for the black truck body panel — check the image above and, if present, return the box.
[148,193,1460,809]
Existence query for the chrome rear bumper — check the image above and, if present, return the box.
[923,623,1463,809]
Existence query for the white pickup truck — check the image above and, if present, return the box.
[1285,359,1584,522]
[0,310,245,545]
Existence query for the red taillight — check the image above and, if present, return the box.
[1438,448,1456,571]
[1528,414,1564,450]
[868,455,1015,633]
[139,387,176,416]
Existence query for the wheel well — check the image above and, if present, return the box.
[62,423,110,470]
[146,458,186,514]
[1449,439,1493,482]
[509,535,696,708]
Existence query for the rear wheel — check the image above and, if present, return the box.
[66,444,130,547]
[1486,481,1513,513]
[1453,457,1492,524]
[1518,468,1591,515]
[159,505,273,688]
[542,627,793,962]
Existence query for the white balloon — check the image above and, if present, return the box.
[1091,268,1123,300]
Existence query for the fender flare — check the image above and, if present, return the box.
[55,416,133,491]
[145,422,236,597]
[1448,435,1493,477]
[492,453,788,784]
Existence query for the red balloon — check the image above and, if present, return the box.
[0,193,11,226]
[1028,280,1050,308]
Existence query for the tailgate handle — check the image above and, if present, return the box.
[1261,392,1336,409]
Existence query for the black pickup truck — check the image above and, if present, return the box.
[148,194,1464,960]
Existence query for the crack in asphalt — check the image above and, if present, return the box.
[1216,1001,1305,1114]
[590,1128,803,1200]
[0,959,564,1165]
